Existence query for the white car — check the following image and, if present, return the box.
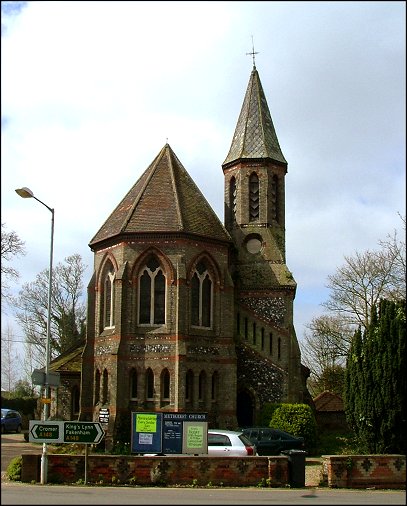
[207,429,257,456]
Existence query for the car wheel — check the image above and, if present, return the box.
[16,425,22,434]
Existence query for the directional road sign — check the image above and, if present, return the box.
[63,421,105,444]
[29,421,64,443]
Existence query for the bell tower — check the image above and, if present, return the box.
[223,61,303,408]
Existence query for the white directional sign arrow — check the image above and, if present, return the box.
[63,421,105,444]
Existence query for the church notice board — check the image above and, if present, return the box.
[131,412,208,454]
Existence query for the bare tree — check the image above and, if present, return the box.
[300,314,351,395]
[378,214,406,301]
[1,222,26,306]
[302,216,405,396]
[1,325,21,392]
[13,254,87,363]
[322,217,405,331]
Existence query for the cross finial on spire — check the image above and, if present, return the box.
[246,35,259,68]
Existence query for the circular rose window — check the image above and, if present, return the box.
[246,237,262,254]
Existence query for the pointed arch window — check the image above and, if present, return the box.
[271,174,279,222]
[198,370,206,403]
[139,255,166,325]
[161,369,170,401]
[94,369,101,405]
[249,172,259,221]
[211,371,219,401]
[230,176,237,222]
[103,266,115,328]
[191,260,212,328]
[186,369,194,403]
[146,368,154,400]
[130,369,138,400]
[102,369,108,404]
[71,386,80,418]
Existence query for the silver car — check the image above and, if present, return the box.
[207,429,257,456]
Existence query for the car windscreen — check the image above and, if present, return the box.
[238,434,253,446]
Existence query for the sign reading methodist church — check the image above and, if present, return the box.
[131,412,208,454]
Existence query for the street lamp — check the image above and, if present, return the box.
[15,186,54,485]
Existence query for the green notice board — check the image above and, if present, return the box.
[131,412,162,453]
[182,420,208,454]
[131,412,208,454]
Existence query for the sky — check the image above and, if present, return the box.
[1,1,406,373]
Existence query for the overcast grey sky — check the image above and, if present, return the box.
[1,1,405,365]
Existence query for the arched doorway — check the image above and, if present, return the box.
[236,389,254,427]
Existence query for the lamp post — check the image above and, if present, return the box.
[15,186,54,485]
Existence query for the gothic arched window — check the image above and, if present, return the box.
[198,370,206,403]
[161,369,170,401]
[186,369,194,403]
[71,385,80,418]
[102,369,108,404]
[249,172,259,221]
[146,368,154,400]
[130,369,138,400]
[103,265,115,329]
[271,174,279,222]
[94,369,100,405]
[211,371,219,401]
[230,176,237,222]
[191,260,212,328]
[139,255,166,325]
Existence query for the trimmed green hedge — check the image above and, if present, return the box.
[1,396,38,416]
[269,403,317,454]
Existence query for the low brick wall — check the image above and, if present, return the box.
[22,454,288,487]
[322,455,406,489]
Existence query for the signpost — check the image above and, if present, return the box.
[29,421,104,444]
[29,420,105,485]
[63,422,104,444]
[29,421,64,443]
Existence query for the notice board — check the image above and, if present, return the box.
[131,411,208,454]
[131,412,163,454]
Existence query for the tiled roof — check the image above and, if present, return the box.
[90,144,232,247]
[48,340,85,373]
[223,66,287,167]
[313,391,344,412]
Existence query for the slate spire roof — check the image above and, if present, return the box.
[223,65,287,167]
[89,144,231,248]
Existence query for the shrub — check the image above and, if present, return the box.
[257,403,282,426]
[270,403,317,453]
[6,456,22,481]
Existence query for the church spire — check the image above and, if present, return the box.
[222,66,287,168]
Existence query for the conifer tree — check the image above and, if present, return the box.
[344,299,406,454]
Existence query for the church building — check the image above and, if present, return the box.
[78,63,307,447]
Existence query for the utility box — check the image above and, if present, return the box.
[281,449,307,487]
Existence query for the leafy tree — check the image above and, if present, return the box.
[12,379,34,398]
[1,223,26,306]
[13,254,87,364]
[344,299,406,454]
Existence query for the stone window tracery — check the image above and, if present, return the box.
[249,172,259,221]
[191,260,212,328]
[139,255,166,325]
[103,263,115,329]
